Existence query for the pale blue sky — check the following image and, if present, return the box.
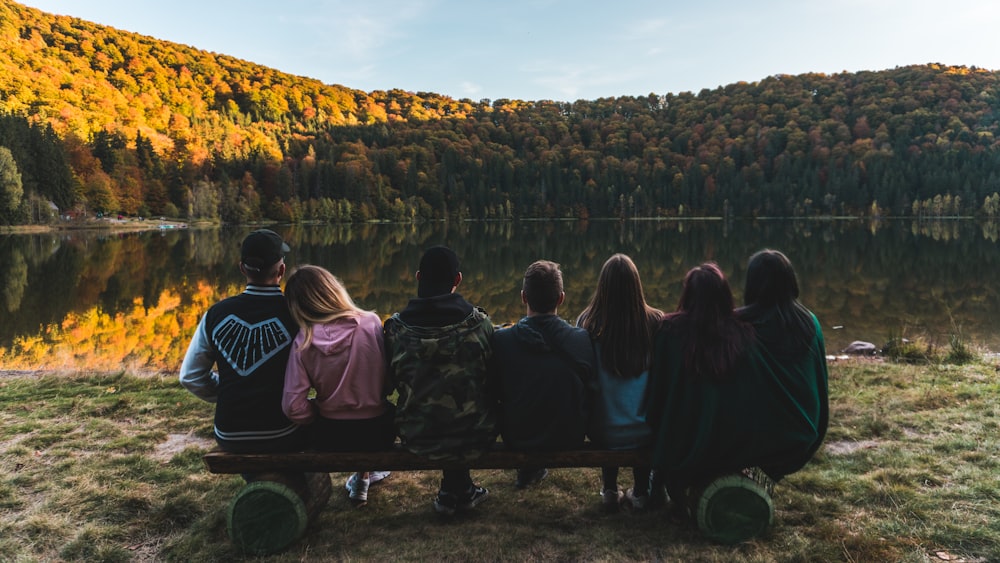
[21,0,1000,102]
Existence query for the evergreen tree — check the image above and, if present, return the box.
[0,146,24,220]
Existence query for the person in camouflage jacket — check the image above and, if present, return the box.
[384,246,498,515]
[384,307,496,460]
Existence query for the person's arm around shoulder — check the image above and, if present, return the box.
[643,318,673,432]
[282,332,317,425]
[382,314,402,392]
[479,308,496,358]
[364,312,392,399]
[475,310,500,412]
[810,312,830,449]
[485,325,506,409]
[179,315,219,403]
[579,329,600,390]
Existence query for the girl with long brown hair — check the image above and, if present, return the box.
[668,262,755,379]
[737,249,829,478]
[577,253,664,511]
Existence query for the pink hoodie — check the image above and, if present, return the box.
[282,311,388,424]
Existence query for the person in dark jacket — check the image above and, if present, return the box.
[492,260,598,488]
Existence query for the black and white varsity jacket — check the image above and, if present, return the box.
[179,284,300,444]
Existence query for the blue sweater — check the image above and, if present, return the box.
[590,345,653,450]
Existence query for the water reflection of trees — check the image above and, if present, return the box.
[2,220,999,370]
[1,247,27,313]
[772,220,1000,351]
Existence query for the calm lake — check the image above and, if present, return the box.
[1,219,998,371]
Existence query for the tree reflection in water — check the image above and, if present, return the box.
[2,219,998,371]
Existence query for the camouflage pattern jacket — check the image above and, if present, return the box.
[384,305,497,461]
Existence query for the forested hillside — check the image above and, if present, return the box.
[2,0,1000,224]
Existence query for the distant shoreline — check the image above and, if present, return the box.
[1,217,192,234]
[3,216,982,235]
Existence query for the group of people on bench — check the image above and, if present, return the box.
[180,230,829,521]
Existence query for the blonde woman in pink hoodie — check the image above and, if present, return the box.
[283,265,395,505]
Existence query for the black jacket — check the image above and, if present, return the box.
[491,314,598,450]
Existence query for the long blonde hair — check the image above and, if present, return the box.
[284,265,367,349]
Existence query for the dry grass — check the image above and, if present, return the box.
[0,359,998,562]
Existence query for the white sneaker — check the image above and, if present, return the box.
[625,488,649,511]
[347,471,390,489]
[345,472,370,503]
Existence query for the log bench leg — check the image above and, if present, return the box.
[690,467,775,544]
[227,471,333,555]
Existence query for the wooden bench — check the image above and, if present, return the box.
[203,445,773,554]
[205,445,651,554]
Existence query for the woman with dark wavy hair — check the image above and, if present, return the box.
[739,249,816,348]
[577,254,663,511]
[646,262,757,514]
[668,262,755,380]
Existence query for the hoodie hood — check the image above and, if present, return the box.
[510,315,568,352]
[309,316,360,356]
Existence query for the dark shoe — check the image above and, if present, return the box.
[433,490,459,515]
[461,485,490,510]
[434,485,490,515]
[601,488,623,513]
[666,501,691,526]
[648,474,667,510]
[515,468,548,489]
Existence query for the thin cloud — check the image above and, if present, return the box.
[459,82,483,97]
[528,59,651,101]
[276,1,436,87]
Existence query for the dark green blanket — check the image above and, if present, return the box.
[646,314,829,483]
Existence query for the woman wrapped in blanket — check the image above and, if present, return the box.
[736,249,829,477]
[646,255,828,518]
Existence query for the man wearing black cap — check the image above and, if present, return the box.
[384,245,498,515]
[180,229,306,454]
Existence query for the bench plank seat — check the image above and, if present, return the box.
[204,445,652,474]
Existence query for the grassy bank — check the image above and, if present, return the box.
[1,359,997,562]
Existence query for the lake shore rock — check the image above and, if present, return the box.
[842,341,879,355]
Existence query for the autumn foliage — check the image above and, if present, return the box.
[2,2,1000,223]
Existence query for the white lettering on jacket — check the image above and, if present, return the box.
[212,315,291,377]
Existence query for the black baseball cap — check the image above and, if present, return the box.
[240,229,289,271]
